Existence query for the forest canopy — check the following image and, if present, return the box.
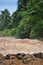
[0,0,43,39]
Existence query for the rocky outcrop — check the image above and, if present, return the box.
[33,52,43,59]
[0,53,43,65]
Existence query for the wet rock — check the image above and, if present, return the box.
[16,53,25,59]
[10,62,15,65]
[22,54,35,64]
[0,53,43,65]
[5,54,10,59]
[5,54,15,59]
[9,54,15,59]
[0,62,5,65]
[0,54,5,61]
[33,52,43,59]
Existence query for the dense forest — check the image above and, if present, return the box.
[0,0,43,39]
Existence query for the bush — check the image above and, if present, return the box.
[30,20,43,39]
[2,29,11,36]
[15,17,31,38]
[10,28,16,36]
[29,29,38,39]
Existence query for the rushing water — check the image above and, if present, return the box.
[0,37,43,56]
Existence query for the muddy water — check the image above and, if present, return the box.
[0,37,43,56]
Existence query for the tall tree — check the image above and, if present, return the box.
[0,9,11,30]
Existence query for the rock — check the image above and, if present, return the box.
[33,52,43,59]
[5,54,10,59]
[10,62,15,65]
[16,53,25,59]
[0,53,43,65]
[22,54,35,64]
[9,54,15,59]
[0,54,5,61]
[0,62,5,65]
[5,54,15,59]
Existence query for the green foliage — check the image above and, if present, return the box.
[0,0,43,38]
[0,9,11,30]
[4,29,10,36]
[7,22,13,29]
[2,29,11,36]
[10,28,16,36]
[30,20,43,38]
[15,17,31,38]
[12,11,22,27]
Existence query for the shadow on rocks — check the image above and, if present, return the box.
[16,53,25,59]
[22,54,36,64]
[5,54,16,60]
[33,52,43,59]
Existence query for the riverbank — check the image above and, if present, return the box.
[0,53,43,65]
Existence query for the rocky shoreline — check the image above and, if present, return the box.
[0,52,43,65]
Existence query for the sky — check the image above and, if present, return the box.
[0,0,18,14]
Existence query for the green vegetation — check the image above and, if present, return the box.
[0,0,43,39]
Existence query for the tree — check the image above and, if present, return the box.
[15,17,31,38]
[15,0,43,38]
[0,9,11,30]
[12,11,22,27]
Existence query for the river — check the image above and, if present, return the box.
[0,37,43,56]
